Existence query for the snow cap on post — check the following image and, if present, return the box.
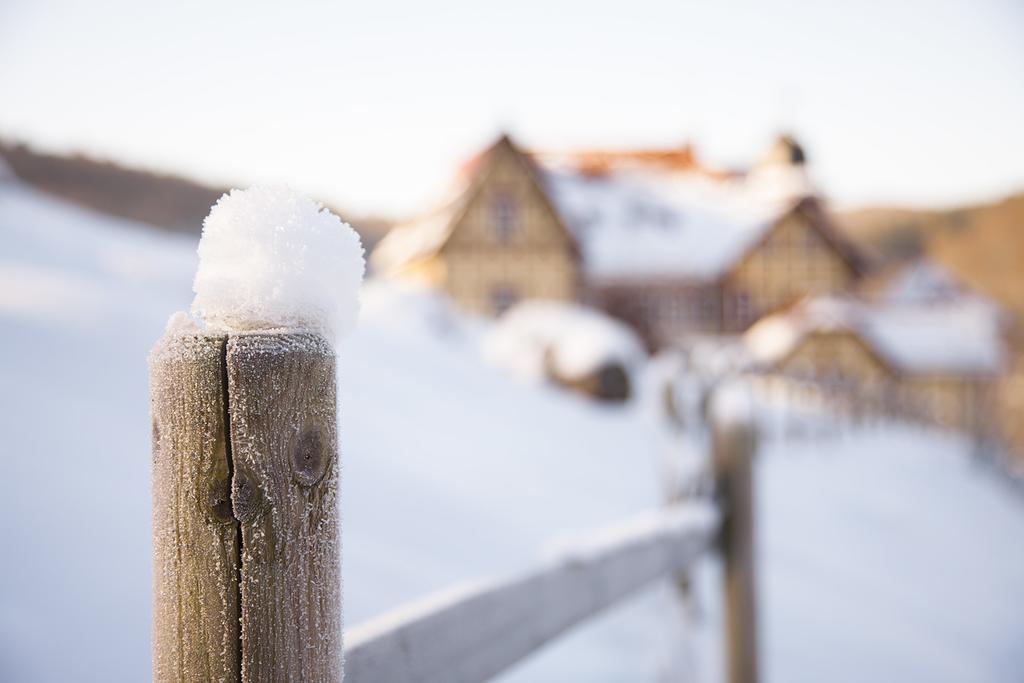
[709,377,757,437]
[191,185,365,339]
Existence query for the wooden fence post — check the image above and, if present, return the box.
[711,382,759,683]
[150,330,341,683]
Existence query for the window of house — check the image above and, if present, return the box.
[803,226,820,250]
[639,296,655,323]
[735,292,752,326]
[699,291,715,321]
[492,191,518,243]
[672,295,686,322]
[490,284,519,316]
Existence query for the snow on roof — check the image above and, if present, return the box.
[745,295,1005,376]
[370,144,491,274]
[867,259,966,305]
[540,160,809,281]
[861,300,1004,375]
[371,139,815,282]
[483,300,646,382]
[370,199,462,275]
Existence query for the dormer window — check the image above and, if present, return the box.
[490,284,519,315]
[802,223,820,250]
[492,191,517,243]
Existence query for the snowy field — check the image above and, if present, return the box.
[1,180,1023,682]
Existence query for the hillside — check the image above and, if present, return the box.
[839,193,1024,322]
[930,195,1024,325]
[2,178,1024,682]
[0,140,392,247]
[0,140,225,234]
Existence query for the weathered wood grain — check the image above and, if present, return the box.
[151,330,341,683]
[150,333,240,683]
[226,332,341,683]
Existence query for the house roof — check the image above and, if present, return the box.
[371,134,858,282]
[540,159,818,282]
[745,294,1006,376]
[533,144,707,177]
[860,258,966,305]
[372,135,574,275]
[370,198,465,275]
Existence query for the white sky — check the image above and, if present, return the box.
[1,0,1022,217]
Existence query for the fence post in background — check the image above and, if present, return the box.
[150,330,341,683]
[710,381,759,683]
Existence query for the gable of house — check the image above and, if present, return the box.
[443,137,577,254]
[374,135,579,316]
[746,294,1005,382]
[722,200,862,330]
[445,143,579,315]
[779,329,894,385]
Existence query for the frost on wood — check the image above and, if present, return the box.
[343,504,718,683]
[227,332,341,682]
[191,185,365,339]
[150,328,341,683]
[150,332,239,682]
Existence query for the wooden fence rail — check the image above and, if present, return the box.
[150,329,758,683]
[344,506,719,683]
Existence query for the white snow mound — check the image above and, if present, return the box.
[191,185,365,338]
[484,301,646,382]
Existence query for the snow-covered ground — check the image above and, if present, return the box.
[1,180,1023,682]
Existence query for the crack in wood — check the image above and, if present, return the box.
[153,331,340,682]
[221,340,244,683]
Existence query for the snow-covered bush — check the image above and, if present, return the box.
[483,300,646,401]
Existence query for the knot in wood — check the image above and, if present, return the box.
[206,478,235,524]
[232,473,265,524]
[292,426,329,487]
